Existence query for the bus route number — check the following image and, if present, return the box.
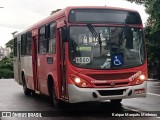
[76,57,90,64]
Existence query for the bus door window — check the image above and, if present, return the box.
[26,32,32,55]
[59,27,67,96]
[48,22,56,54]
[39,26,47,54]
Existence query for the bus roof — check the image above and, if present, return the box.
[14,6,139,37]
[65,6,138,12]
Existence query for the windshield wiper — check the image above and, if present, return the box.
[87,24,102,54]
[120,23,128,41]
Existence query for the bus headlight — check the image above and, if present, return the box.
[132,74,146,85]
[69,74,92,88]
[75,77,81,83]
[139,75,145,80]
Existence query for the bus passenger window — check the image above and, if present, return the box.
[26,32,32,55]
[48,22,56,53]
[13,38,17,57]
[39,27,47,54]
[21,34,27,55]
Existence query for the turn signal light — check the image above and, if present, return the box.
[134,88,145,94]
[69,74,92,88]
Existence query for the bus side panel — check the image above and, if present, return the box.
[13,58,19,83]
[21,56,34,90]
[37,23,59,95]
[16,38,23,85]
[37,55,47,94]
[36,52,57,95]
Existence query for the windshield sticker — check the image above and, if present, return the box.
[76,57,90,64]
[111,54,124,67]
[101,60,111,69]
[76,46,91,51]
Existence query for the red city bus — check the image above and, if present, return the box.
[13,6,147,107]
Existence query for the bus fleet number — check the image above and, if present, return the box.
[76,57,90,64]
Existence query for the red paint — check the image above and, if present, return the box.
[13,6,148,103]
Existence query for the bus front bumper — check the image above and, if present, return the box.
[68,81,147,103]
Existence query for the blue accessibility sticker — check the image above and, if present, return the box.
[111,54,123,67]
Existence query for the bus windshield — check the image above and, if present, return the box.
[69,26,145,69]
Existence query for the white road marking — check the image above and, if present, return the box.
[152,86,160,87]
[148,81,160,84]
[147,92,160,97]
[148,85,160,87]
[122,106,141,113]
[125,81,160,119]
[123,92,160,119]
[147,83,160,119]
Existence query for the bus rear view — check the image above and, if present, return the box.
[67,7,147,103]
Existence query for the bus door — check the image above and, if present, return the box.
[32,35,39,91]
[17,41,22,84]
[59,27,67,98]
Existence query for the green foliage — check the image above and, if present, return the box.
[0,69,13,78]
[126,0,160,78]
[126,0,145,4]
[0,39,14,79]
[144,1,160,62]
[0,57,13,78]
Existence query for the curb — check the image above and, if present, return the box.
[147,79,158,81]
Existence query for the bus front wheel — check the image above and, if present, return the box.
[51,85,62,108]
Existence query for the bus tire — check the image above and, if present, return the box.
[22,74,31,96]
[51,85,62,108]
[110,99,122,104]
[31,90,38,97]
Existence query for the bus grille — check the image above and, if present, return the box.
[98,89,126,96]
[94,82,129,87]
[87,72,136,80]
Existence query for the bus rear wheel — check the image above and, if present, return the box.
[110,99,122,104]
[22,75,31,96]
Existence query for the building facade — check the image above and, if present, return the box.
[0,46,10,60]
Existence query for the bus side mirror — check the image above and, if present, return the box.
[61,26,68,42]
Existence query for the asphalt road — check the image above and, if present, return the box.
[0,79,160,120]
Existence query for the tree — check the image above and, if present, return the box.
[50,9,61,15]
[0,40,14,78]
[126,0,160,79]
[5,39,13,58]
[0,57,13,78]
[126,0,144,4]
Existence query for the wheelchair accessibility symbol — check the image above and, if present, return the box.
[111,54,123,67]
[114,56,121,66]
